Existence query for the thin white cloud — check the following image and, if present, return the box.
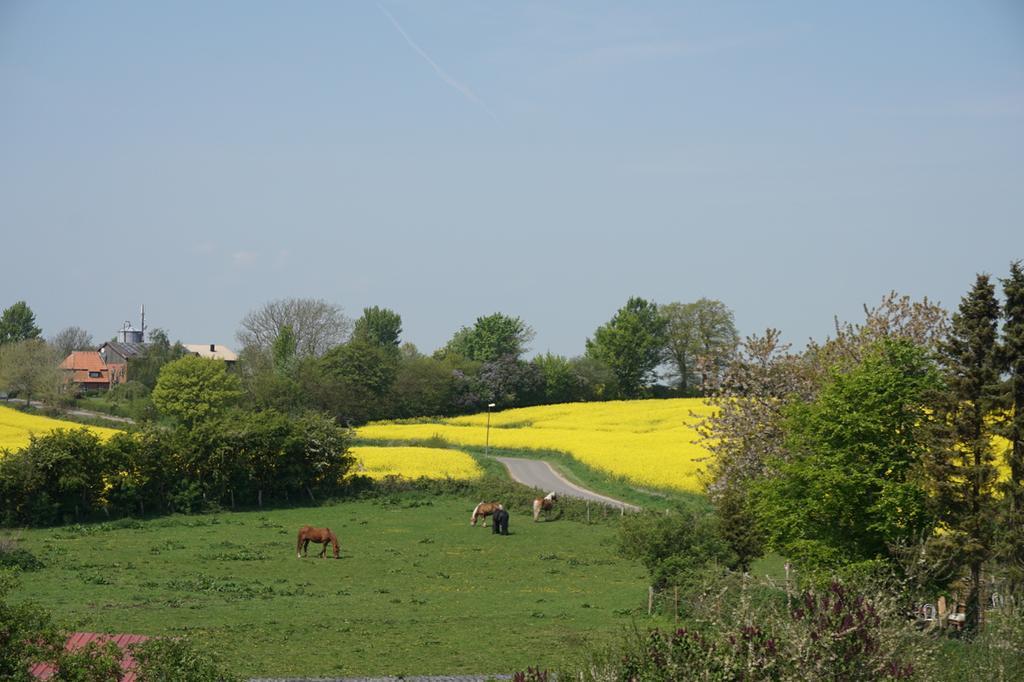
[377,3,498,121]
[231,251,259,267]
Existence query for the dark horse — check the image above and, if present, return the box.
[492,507,510,535]
[296,525,340,559]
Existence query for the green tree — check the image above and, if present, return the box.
[585,297,667,398]
[755,339,941,572]
[127,329,187,390]
[313,340,399,424]
[662,299,738,393]
[0,301,42,345]
[532,353,585,404]
[997,261,1024,595]
[442,313,534,362]
[352,306,402,349]
[0,338,62,405]
[617,508,733,589]
[388,345,458,418]
[930,274,1002,631]
[271,324,298,373]
[151,356,242,427]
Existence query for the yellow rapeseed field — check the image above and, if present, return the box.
[358,399,713,492]
[0,405,121,453]
[350,445,483,481]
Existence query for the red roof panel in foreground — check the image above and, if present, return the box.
[30,632,149,681]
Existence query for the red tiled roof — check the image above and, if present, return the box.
[30,632,149,681]
[59,351,111,386]
[59,351,107,372]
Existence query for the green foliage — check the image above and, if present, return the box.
[930,274,1002,630]
[0,301,42,345]
[315,340,399,424]
[51,641,124,682]
[586,297,667,398]
[996,261,1024,594]
[352,306,402,349]
[0,428,109,525]
[132,637,239,682]
[754,340,941,572]
[0,571,61,681]
[442,312,534,362]
[387,347,458,418]
[662,298,739,393]
[270,323,298,372]
[562,577,931,682]
[713,484,763,572]
[126,329,187,391]
[0,338,61,404]
[617,508,733,589]
[0,537,44,570]
[151,355,242,427]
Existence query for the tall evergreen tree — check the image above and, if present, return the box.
[932,274,1002,631]
[997,261,1024,594]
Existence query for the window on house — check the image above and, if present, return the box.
[89,371,101,378]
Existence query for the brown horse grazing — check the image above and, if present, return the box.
[296,525,340,559]
[533,492,557,521]
[470,501,503,527]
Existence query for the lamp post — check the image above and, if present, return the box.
[485,402,496,456]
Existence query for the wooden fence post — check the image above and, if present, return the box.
[673,587,679,625]
[648,586,654,616]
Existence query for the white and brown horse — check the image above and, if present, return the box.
[533,492,557,521]
[470,501,503,527]
[296,525,340,558]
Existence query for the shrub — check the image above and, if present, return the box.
[131,637,240,682]
[0,572,61,682]
[562,577,934,681]
[0,537,43,570]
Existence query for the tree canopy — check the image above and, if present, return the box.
[442,313,534,363]
[237,298,351,358]
[662,299,738,393]
[352,306,402,349]
[754,339,941,571]
[585,297,667,398]
[151,355,243,427]
[0,301,42,345]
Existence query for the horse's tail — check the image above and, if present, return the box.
[533,498,541,521]
[471,502,482,526]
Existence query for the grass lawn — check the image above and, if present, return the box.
[8,494,658,678]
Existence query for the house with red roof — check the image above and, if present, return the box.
[59,351,114,392]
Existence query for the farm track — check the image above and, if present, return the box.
[495,456,641,511]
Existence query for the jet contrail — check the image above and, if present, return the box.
[377,3,498,121]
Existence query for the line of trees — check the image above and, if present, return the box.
[0,294,737,424]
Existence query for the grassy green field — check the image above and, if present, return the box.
[7,494,659,678]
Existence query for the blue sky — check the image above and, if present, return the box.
[2,1,1022,356]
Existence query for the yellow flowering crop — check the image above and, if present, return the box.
[358,399,714,492]
[0,405,121,454]
[351,445,483,481]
